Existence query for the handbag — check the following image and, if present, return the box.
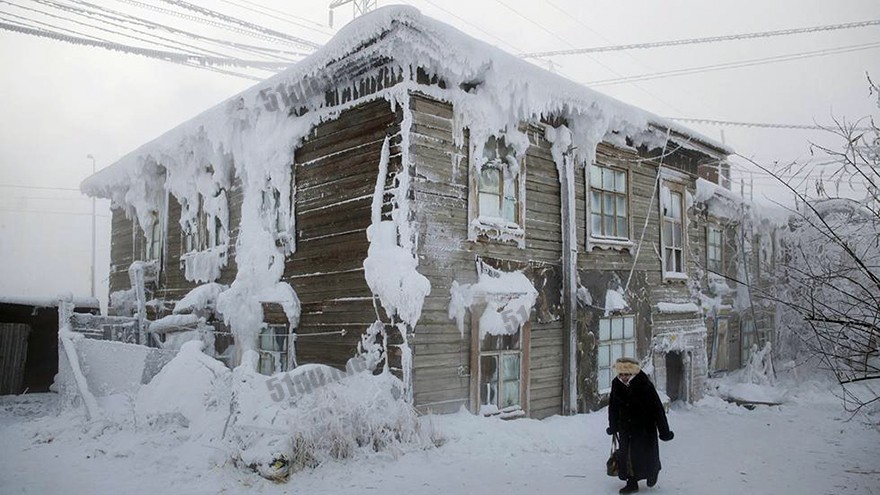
[606,433,619,477]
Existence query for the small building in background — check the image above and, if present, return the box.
[0,296,99,395]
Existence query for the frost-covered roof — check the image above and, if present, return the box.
[82,5,730,197]
[0,295,99,309]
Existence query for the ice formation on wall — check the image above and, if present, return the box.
[448,265,538,339]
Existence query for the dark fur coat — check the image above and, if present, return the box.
[607,371,672,482]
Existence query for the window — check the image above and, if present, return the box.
[258,324,290,375]
[707,225,723,273]
[478,330,523,414]
[590,165,629,239]
[262,188,286,233]
[597,315,636,392]
[468,134,526,246]
[661,184,685,275]
[145,212,161,260]
[477,136,521,223]
[207,215,223,249]
[740,318,756,367]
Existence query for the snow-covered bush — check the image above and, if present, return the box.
[229,355,433,478]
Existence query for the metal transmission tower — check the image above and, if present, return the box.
[328,0,377,28]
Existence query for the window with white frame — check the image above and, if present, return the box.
[597,315,636,392]
[258,324,289,375]
[478,136,520,223]
[661,184,686,275]
[589,164,629,240]
[707,225,723,273]
[469,134,526,246]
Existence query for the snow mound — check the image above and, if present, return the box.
[135,340,231,434]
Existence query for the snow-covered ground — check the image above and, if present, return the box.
[1,372,878,495]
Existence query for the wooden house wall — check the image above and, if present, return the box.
[107,182,242,317]
[287,98,402,370]
[108,207,139,304]
[408,94,565,419]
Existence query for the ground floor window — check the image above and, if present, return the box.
[475,318,528,416]
[258,324,289,375]
[741,318,756,367]
[480,336,522,411]
[598,315,636,393]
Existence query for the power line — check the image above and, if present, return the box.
[114,0,317,51]
[670,118,876,132]
[0,22,281,77]
[157,0,320,50]
[586,41,880,86]
[217,0,332,37]
[65,0,309,60]
[521,18,880,58]
[540,0,687,116]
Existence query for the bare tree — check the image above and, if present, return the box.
[738,77,880,415]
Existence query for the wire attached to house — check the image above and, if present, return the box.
[624,128,671,295]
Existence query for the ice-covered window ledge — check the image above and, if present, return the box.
[469,216,526,248]
[479,404,526,419]
[587,237,634,252]
[180,244,228,283]
[662,271,688,283]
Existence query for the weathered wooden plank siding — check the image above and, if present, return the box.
[108,207,138,303]
[409,94,564,419]
[108,178,242,317]
[289,98,401,369]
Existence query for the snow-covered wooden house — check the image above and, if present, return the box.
[692,176,779,376]
[83,6,733,417]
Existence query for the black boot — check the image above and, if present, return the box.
[647,473,657,487]
[619,479,639,494]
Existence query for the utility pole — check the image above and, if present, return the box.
[86,154,96,300]
[329,0,377,28]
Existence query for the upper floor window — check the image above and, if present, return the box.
[707,225,723,273]
[661,183,686,277]
[262,188,286,233]
[144,211,161,260]
[590,165,629,240]
[469,133,526,247]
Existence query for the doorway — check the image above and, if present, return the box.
[665,351,685,402]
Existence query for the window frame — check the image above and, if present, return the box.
[470,300,531,417]
[467,134,528,248]
[660,179,688,280]
[588,163,632,246]
[144,211,162,261]
[706,224,723,274]
[597,314,637,394]
[258,323,290,375]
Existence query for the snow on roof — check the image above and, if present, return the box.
[0,295,99,309]
[81,5,729,200]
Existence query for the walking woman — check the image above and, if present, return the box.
[606,357,674,493]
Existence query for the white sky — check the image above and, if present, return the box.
[1,0,878,308]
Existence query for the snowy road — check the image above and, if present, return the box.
[1,378,878,495]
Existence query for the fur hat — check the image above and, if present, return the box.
[614,357,641,375]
